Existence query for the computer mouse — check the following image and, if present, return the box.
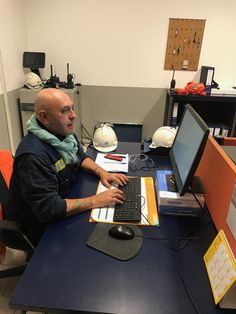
[108,225,135,240]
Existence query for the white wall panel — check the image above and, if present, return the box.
[23,0,236,89]
[0,0,27,93]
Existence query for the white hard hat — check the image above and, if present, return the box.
[149,126,176,149]
[93,122,118,152]
[24,72,44,89]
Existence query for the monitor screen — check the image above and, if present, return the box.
[23,52,45,69]
[169,104,209,196]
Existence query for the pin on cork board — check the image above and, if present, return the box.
[164,18,206,71]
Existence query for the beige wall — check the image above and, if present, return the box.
[0,94,10,150]
[79,85,166,140]
[1,0,236,151]
[0,86,23,152]
[0,0,26,92]
[24,0,236,89]
[0,0,26,151]
[0,91,22,151]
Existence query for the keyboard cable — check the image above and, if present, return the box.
[129,154,158,171]
[137,196,202,314]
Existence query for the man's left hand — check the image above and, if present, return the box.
[100,172,129,189]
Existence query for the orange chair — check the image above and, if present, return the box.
[0,150,35,278]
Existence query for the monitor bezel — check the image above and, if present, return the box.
[169,104,209,196]
[23,52,46,69]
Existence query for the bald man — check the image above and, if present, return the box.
[6,88,128,245]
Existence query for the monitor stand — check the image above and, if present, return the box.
[156,170,205,217]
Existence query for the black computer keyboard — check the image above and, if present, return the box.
[113,177,142,222]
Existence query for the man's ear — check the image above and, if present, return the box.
[37,110,49,125]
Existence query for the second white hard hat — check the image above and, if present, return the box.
[93,122,118,152]
[149,126,177,149]
[24,72,44,89]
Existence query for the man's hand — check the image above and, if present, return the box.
[100,172,129,189]
[81,157,129,188]
[66,187,125,215]
[92,188,125,208]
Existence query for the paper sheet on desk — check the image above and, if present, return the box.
[95,153,129,173]
[89,177,159,226]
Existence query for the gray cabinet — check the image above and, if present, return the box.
[19,88,82,138]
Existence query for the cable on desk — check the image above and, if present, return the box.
[176,251,201,314]
[141,197,201,313]
[81,123,93,140]
[190,189,212,223]
[129,154,158,171]
[191,191,204,209]
[139,196,202,313]
[137,196,197,246]
[80,124,95,149]
[187,190,214,235]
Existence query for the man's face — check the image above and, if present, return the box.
[46,98,77,136]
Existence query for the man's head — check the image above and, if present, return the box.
[35,88,76,136]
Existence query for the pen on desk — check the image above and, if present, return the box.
[114,155,127,158]
[104,162,127,164]
[105,154,127,158]
[105,154,126,157]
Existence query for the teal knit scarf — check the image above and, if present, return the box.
[27,115,78,165]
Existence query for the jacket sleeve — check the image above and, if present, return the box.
[77,141,88,163]
[15,154,67,223]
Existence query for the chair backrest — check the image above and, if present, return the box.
[0,150,35,252]
[0,150,13,187]
[0,152,34,277]
[0,150,13,219]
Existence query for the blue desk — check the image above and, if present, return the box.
[10,143,229,314]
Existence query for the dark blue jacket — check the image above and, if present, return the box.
[6,132,87,244]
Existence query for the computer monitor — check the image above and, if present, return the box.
[169,104,209,196]
[23,52,45,77]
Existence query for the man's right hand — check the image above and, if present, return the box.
[66,188,125,216]
[91,188,125,208]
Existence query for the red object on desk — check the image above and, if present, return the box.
[104,154,123,162]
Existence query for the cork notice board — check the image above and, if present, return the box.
[164,18,206,71]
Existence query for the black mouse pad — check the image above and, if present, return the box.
[87,223,143,261]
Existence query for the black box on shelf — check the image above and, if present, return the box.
[200,66,215,95]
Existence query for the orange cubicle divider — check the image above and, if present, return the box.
[223,137,236,146]
[196,136,236,257]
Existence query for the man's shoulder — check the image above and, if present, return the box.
[16,133,44,152]
[19,133,41,145]
[15,133,56,160]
